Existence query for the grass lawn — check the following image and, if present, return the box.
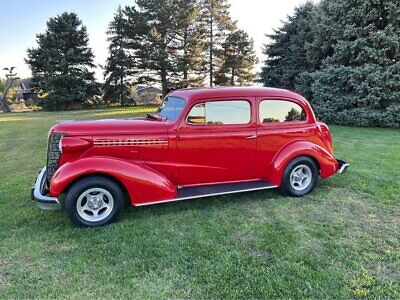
[0,107,399,298]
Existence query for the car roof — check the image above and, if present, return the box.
[169,86,308,104]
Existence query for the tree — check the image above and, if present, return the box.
[310,0,400,128]
[124,0,183,97]
[215,29,257,85]
[175,0,206,88]
[260,2,318,91]
[26,12,99,110]
[0,68,18,113]
[103,6,132,105]
[201,0,236,86]
[0,77,8,113]
[0,78,5,92]
[285,107,303,121]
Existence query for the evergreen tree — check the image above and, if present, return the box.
[103,6,132,105]
[26,12,99,110]
[0,78,5,92]
[201,0,236,86]
[311,0,400,128]
[260,2,318,91]
[124,0,182,96]
[176,0,206,88]
[215,29,257,86]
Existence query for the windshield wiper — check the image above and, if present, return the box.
[147,113,167,121]
[146,113,159,120]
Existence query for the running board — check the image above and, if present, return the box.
[136,180,277,206]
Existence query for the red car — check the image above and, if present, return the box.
[32,87,348,227]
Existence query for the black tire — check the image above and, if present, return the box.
[279,156,318,197]
[65,176,124,227]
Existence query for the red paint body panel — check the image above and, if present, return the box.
[266,141,338,186]
[50,157,177,204]
[46,87,340,205]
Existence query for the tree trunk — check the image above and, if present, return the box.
[209,2,214,87]
[161,67,168,97]
[120,73,124,104]
[1,81,12,113]
[183,30,188,82]
[231,68,235,86]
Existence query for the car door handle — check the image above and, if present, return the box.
[246,135,257,139]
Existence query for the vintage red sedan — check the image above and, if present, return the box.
[32,87,348,227]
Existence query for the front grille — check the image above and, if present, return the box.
[46,133,67,183]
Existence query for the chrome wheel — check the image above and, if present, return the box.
[76,188,114,222]
[290,164,312,191]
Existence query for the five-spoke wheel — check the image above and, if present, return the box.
[280,156,318,197]
[76,188,115,223]
[65,176,124,227]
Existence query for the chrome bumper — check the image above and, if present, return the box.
[31,167,61,210]
[337,159,349,174]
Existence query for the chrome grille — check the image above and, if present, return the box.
[46,133,66,183]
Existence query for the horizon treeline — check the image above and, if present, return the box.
[103,0,257,103]
[261,0,400,128]
[25,0,257,110]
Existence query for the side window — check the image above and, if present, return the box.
[259,100,306,123]
[187,100,250,125]
[187,103,205,124]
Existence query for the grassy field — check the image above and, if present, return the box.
[0,107,399,298]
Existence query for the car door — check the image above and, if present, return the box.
[175,98,257,185]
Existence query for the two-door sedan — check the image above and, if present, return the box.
[32,87,348,227]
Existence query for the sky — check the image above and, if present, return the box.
[0,0,309,81]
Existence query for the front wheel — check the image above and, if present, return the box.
[65,176,124,227]
[280,156,318,197]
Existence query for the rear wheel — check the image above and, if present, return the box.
[280,156,318,197]
[65,176,124,227]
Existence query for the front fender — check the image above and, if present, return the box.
[267,141,338,186]
[50,157,177,205]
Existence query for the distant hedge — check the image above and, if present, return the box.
[261,0,400,128]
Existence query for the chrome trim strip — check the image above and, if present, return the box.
[33,167,60,204]
[135,184,278,207]
[93,138,168,147]
[338,162,349,174]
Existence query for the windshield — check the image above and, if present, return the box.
[156,97,186,121]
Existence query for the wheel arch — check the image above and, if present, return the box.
[49,157,177,205]
[62,173,130,205]
[266,140,338,186]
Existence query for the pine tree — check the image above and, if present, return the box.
[103,6,132,105]
[124,0,183,97]
[201,0,236,86]
[175,0,205,88]
[260,2,318,91]
[215,29,257,86]
[311,0,400,128]
[26,12,99,110]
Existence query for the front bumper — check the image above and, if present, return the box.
[336,159,349,174]
[31,167,61,210]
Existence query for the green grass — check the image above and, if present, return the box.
[0,107,399,298]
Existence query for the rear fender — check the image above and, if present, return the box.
[50,157,177,205]
[267,141,338,186]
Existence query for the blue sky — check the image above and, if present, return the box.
[0,0,307,81]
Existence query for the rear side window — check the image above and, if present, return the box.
[187,100,250,125]
[259,100,306,123]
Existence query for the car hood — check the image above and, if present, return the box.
[50,118,168,136]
